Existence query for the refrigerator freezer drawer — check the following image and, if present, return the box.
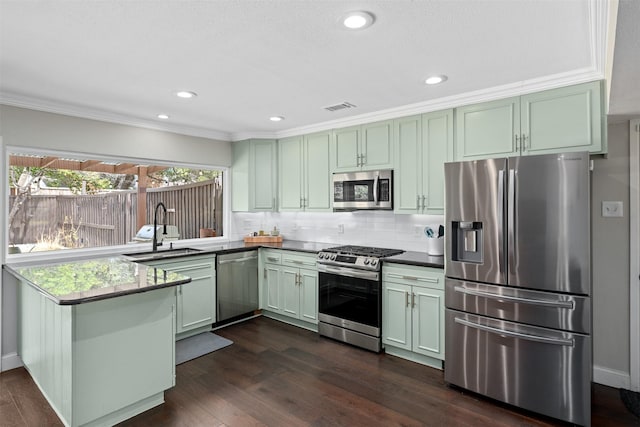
[445,309,591,426]
[445,278,591,334]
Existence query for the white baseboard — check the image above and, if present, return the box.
[1,352,23,372]
[593,365,631,389]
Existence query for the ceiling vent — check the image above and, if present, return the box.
[324,102,357,112]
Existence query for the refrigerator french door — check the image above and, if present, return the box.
[444,152,591,426]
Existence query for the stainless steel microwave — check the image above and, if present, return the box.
[333,170,393,211]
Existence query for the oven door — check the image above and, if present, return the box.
[317,264,381,336]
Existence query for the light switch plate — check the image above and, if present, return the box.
[602,201,623,217]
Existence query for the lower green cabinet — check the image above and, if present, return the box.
[145,255,216,340]
[382,264,444,369]
[260,249,318,328]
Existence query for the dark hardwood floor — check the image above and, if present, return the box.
[1,317,638,426]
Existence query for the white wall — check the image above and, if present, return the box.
[0,105,233,371]
[230,211,444,253]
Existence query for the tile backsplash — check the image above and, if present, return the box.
[230,211,444,253]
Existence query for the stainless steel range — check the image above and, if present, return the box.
[317,245,404,352]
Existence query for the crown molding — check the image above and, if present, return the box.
[271,68,604,140]
[0,92,233,142]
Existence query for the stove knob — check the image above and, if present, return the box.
[371,259,378,267]
[330,254,337,261]
[364,259,370,265]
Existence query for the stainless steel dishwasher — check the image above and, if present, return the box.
[216,250,259,323]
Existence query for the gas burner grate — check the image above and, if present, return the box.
[325,245,404,258]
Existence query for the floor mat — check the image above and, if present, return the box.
[175,332,233,365]
[620,388,640,419]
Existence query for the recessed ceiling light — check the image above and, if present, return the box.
[157,114,170,119]
[269,116,284,122]
[425,75,448,85]
[175,91,197,99]
[342,11,375,29]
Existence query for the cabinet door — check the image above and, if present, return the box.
[264,264,281,312]
[361,120,393,170]
[521,81,603,155]
[299,268,318,324]
[455,97,520,160]
[279,136,304,211]
[423,109,453,214]
[177,272,215,333]
[394,115,422,214]
[251,139,277,210]
[382,282,412,351]
[231,139,250,212]
[412,287,444,359]
[304,132,332,211]
[333,126,360,172]
[280,267,300,319]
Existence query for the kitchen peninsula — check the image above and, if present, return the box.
[3,257,191,427]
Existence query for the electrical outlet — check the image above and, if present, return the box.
[338,224,344,234]
[602,201,623,217]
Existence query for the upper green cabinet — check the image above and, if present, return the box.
[279,131,331,212]
[394,110,453,214]
[332,120,394,172]
[454,81,605,160]
[232,139,277,211]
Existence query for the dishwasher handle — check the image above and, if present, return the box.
[218,256,258,265]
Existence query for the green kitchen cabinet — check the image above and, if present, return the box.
[260,249,318,328]
[382,264,444,369]
[232,138,277,211]
[454,81,605,160]
[279,131,331,212]
[332,120,394,172]
[145,255,216,340]
[18,282,176,427]
[394,110,453,214]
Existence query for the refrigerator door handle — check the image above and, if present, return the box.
[508,168,516,272]
[454,317,575,347]
[453,285,575,309]
[498,170,505,274]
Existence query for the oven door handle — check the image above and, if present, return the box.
[317,264,379,281]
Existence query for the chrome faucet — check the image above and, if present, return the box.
[153,202,167,252]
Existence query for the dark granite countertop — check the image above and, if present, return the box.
[4,257,191,305]
[383,251,445,269]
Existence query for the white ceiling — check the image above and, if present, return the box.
[0,0,634,142]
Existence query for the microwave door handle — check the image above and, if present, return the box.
[373,174,379,205]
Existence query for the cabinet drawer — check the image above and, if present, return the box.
[281,252,317,269]
[262,249,282,265]
[383,264,443,290]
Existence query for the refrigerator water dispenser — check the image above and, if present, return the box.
[452,221,482,263]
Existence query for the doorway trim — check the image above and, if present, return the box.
[630,118,640,391]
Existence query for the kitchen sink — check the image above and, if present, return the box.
[124,247,203,261]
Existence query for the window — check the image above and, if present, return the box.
[8,151,223,254]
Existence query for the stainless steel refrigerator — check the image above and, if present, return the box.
[444,152,591,426]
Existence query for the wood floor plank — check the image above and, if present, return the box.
[2,316,638,427]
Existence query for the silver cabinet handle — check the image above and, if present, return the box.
[514,134,520,151]
[263,268,267,279]
[454,317,574,346]
[406,292,410,307]
[417,195,421,211]
[453,285,574,309]
[266,257,279,262]
[411,292,416,308]
[522,134,528,151]
[421,195,426,210]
